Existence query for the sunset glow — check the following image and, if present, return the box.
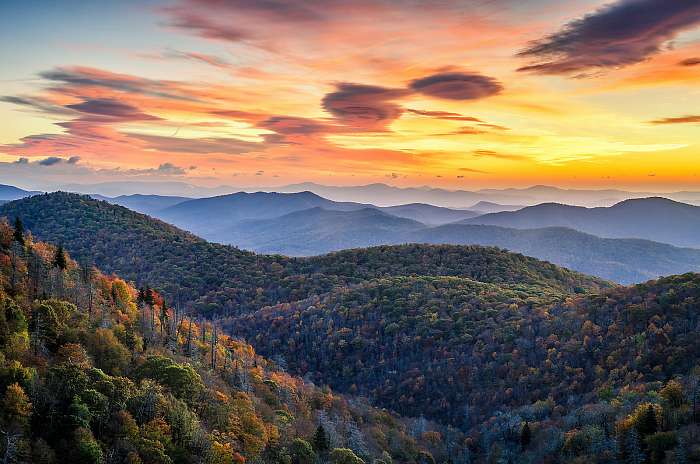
[2,0,699,191]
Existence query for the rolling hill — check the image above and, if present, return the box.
[462,197,700,248]
[407,224,700,284]
[227,271,700,431]
[0,192,606,313]
[95,193,191,215]
[154,190,481,238]
[157,199,700,283]
[2,191,700,462]
[220,207,425,255]
[0,183,40,201]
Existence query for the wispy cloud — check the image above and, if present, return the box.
[649,115,700,125]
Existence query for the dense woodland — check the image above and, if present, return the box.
[0,218,460,463]
[0,192,699,463]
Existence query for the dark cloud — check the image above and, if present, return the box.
[258,116,332,135]
[40,67,196,101]
[406,109,483,122]
[130,133,259,154]
[518,0,700,75]
[322,83,409,130]
[409,72,502,100]
[38,157,69,166]
[66,98,161,121]
[1,95,73,116]
[649,115,700,124]
[679,57,700,66]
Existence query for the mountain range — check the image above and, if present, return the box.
[28,178,700,207]
[462,197,700,248]
[1,191,699,463]
[97,190,700,284]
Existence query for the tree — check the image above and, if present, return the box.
[2,383,32,430]
[625,429,645,464]
[520,421,531,451]
[53,245,67,270]
[330,448,365,464]
[637,404,657,437]
[290,438,315,464]
[312,424,329,454]
[12,217,24,246]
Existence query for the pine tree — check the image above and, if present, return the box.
[53,245,67,270]
[520,421,531,451]
[313,424,329,454]
[12,217,24,246]
[637,404,657,436]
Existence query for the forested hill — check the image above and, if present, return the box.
[1,193,700,462]
[0,219,460,464]
[0,192,609,315]
[227,272,700,459]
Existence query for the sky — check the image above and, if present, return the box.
[1,0,699,192]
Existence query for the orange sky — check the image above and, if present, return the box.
[1,0,699,191]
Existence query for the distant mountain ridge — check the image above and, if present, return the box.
[0,183,41,201]
[462,197,700,248]
[278,182,700,208]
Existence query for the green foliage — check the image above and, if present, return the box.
[330,448,365,464]
[290,438,315,464]
[134,356,204,401]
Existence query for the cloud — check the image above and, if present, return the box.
[678,57,700,66]
[17,156,82,167]
[472,149,526,160]
[458,167,489,174]
[409,72,502,100]
[163,49,232,68]
[406,109,483,122]
[477,123,509,131]
[434,126,485,136]
[517,0,700,75]
[648,115,700,124]
[38,157,64,166]
[258,116,333,135]
[66,98,161,121]
[130,133,260,154]
[39,67,196,101]
[152,163,187,175]
[322,83,409,130]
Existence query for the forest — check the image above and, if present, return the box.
[0,192,699,463]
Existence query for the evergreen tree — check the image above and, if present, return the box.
[637,405,657,436]
[520,421,531,451]
[12,217,24,246]
[313,424,330,454]
[53,245,67,270]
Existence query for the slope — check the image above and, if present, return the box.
[227,272,700,432]
[462,197,700,248]
[0,192,607,312]
[408,224,700,284]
